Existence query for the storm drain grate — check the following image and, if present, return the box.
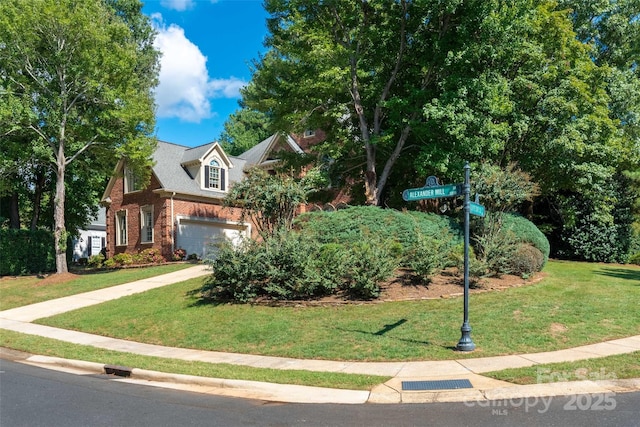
[401,379,473,391]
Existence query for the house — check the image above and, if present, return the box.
[71,207,107,262]
[100,133,308,261]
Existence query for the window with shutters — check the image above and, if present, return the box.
[204,158,226,191]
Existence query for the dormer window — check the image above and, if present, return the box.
[204,159,226,191]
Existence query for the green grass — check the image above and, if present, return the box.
[0,329,387,390]
[35,260,640,362]
[485,351,640,385]
[0,263,194,311]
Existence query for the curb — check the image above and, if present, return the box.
[13,352,640,405]
[17,353,370,404]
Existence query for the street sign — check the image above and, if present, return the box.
[469,202,485,217]
[402,184,462,202]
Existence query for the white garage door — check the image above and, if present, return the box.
[176,219,247,260]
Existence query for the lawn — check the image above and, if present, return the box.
[0,263,194,311]
[0,330,387,390]
[35,260,640,362]
[485,351,640,385]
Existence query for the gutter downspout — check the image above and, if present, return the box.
[170,192,175,255]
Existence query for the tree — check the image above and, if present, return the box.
[224,167,321,238]
[244,0,445,205]
[243,0,625,208]
[0,0,159,273]
[219,108,273,156]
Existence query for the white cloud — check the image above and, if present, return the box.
[209,77,246,98]
[152,18,247,123]
[160,0,195,12]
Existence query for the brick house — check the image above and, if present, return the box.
[101,132,311,261]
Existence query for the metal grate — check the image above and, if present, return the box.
[401,379,473,391]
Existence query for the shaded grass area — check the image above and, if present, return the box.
[36,261,640,362]
[0,330,388,390]
[485,351,640,385]
[0,264,194,311]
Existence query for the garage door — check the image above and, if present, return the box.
[176,219,247,260]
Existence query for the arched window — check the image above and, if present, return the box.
[204,159,225,191]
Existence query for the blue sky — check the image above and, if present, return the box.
[141,0,269,147]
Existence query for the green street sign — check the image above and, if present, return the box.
[469,202,485,217]
[402,184,462,201]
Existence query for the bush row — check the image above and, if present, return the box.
[200,231,399,301]
[200,207,551,302]
[88,248,166,268]
[0,229,55,275]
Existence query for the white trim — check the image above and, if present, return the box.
[140,205,154,244]
[115,210,128,246]
[175,215,251,234]
[124,166,142,194]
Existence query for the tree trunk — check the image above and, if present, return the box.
[54,148,68,274]
[9,191,20,229]
[30,168,46,230]
[364,150,378,206]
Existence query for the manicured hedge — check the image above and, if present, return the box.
[502,213,551,263]
[295,206,463,267]
[0,229,55,275]
[200,207,551,303]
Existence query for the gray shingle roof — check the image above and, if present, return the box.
[237,133,304,170]
[152,141,246,198]
[150,134,303,199]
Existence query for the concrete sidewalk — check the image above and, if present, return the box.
[1,264,639,404]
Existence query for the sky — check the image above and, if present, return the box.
[141,0,269,147]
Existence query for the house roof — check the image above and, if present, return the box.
[237,133,304,170]
[151,140,246,198]
[101,133,304,203]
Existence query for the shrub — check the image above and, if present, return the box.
[0,229,55,275]
[172,248,186,261]
[200,240,262,302]
[502,214,550,263]
[449,243,489,279]
[202,231,338,302]
[295,206,462,270]
[199,227,401,302]
[260,231,326,299]
[510,244,545,276]
[472,213,549,276]
[111,253,134,267]
[339,238,400,300]
[472,213,519,276]
[134,248,165,264]
[87,254,104,268]
[405,234,444,282]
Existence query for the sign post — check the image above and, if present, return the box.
[456,163,476,352]
[402,164,480,352]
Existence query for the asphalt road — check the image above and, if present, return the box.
[1,359,638,427]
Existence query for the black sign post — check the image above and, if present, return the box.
[455,163,476,352]
[402,163,479,352]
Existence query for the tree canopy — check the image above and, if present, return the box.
[218,108,273,156]
[0,0,160,273]
[240,0,639,262]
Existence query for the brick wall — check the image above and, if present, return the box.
[105,173,250,261]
